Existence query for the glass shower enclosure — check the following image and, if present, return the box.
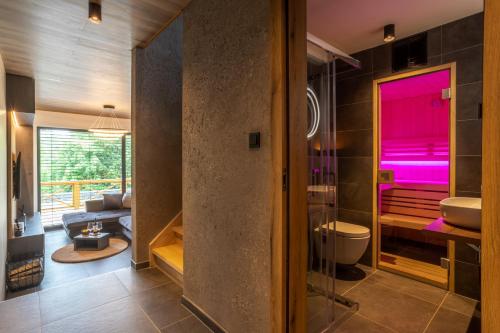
[305,34,360,332]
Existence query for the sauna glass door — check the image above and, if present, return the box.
[376,67,454,289]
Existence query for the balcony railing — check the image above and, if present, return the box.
[40,178,131,226]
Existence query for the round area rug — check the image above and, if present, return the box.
[51,238,128,263]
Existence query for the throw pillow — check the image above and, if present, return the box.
[102,193,123,210]
[122,192,132,209]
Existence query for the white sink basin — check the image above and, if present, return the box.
[440,197,481,230]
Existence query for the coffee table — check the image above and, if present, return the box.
[73,233,110,251]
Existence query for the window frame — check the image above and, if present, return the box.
[37,126,132,222]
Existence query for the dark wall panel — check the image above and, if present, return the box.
[336,13,483,293]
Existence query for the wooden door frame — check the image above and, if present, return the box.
[371,63,457,290]
[482,1,500,332]
[270,0,286,330]
[270,0,307,331]
[279,0,308,332]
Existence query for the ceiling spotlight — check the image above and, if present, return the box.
[89,1,102,24]
[384,24,395,43]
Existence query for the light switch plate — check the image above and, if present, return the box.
[249,132,260,149]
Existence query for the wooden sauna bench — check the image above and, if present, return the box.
[379,183,449,231]
[378,183,450,289]
[379,252,448,288]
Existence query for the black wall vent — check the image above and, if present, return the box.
[392,32,428,71]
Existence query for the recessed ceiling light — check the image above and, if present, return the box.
[89,1,102,24]
[384,24,395,43]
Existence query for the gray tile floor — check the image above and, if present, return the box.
[0,267,211,333]
[3,231,480,332]
[7,228,132,300]
[309,264,481,333]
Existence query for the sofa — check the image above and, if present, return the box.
[62,193,132,239]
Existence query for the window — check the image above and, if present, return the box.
[38,128,131,227]
[125,134,132,192]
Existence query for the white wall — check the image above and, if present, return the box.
[33,110,131,212]
[0,54,7,300]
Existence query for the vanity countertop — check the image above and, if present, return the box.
[423,217,480,245]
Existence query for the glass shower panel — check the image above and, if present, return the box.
[306,58,337,332]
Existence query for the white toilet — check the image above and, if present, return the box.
[314,221,371,265]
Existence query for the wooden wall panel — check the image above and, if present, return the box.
[287,0,308,331]
[481,1,500,332]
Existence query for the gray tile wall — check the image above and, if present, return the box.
[336,13,483,297]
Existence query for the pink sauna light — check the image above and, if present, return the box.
[380,70,450,185]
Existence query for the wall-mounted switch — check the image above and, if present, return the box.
[249,132,260,149]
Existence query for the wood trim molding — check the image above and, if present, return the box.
[372,79,380,269]
[448,62,457,293]
[286,0,308,331]
[270,0,286,332]
[131,47,141,265]
[138,10,183,48]
[130,259,149,270]
[372,63,456,85]
[482,1,500,332]
[372,63,457,287]
[181,296,226,333]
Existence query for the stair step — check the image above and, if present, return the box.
[172,225,183,239]
[152,243,183,274]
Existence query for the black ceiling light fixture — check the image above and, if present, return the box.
[384,24,396,42]
[89,1,102,24]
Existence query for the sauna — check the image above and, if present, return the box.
[373,64,456,288]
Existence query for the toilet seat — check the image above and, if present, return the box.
[319,221,370,238]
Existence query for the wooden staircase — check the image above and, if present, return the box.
[149,212,183,285]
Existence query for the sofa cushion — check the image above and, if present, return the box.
[62,209,131,238]
[63,209,131,229]
[119,216,132,232]
[85,199,104,212]
[103,193,123,210]
[122,192,132,209]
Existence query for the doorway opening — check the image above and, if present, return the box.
[373,64,456,289]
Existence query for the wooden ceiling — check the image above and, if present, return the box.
[0,0,190,117]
